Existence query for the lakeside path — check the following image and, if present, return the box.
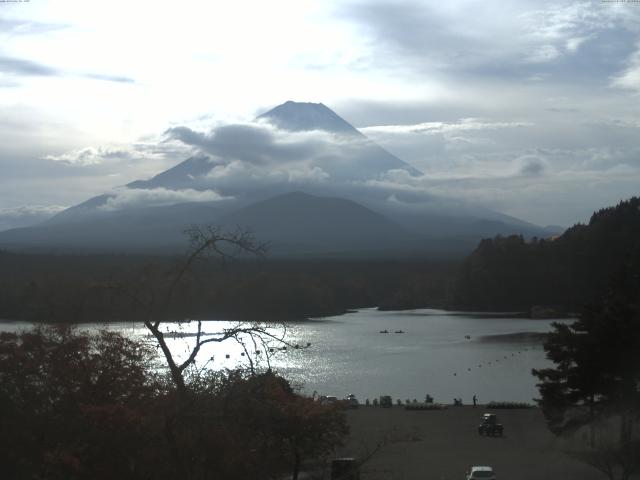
[340,406,602,480]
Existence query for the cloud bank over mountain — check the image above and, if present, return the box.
[0,101,559,257]
[0,205,66,231]
[98,188,231,212]
[164,123,340,169]
[108,102,428,213]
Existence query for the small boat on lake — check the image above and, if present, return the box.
[379,329,389,334]
[394,330,405,334]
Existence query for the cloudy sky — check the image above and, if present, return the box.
[1,0,639,230]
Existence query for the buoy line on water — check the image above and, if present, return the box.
[451,345,538,377]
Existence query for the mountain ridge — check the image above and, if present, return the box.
[256,101,363,135]
[0,101,557,257]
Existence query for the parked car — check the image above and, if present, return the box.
[319,395,338,406]
[466,465,496,480]
[345,394,359,408]
[478,413,503,436]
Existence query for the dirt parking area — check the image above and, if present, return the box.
[338,405,602,480]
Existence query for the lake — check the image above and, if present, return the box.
[1,308,567,404]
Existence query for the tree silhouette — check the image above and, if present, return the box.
[100,225,348,479]
[533,270,640,479]
[0,326,162,479]
[106,225,299,400]
[455,196,640,312]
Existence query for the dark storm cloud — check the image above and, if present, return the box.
[458,30,637,87]
[164,124,332,166]
[344,1,455,55]
[520,29,637,86]
[339,0,494,74]
[164,124,229,149]
[516,155,547,176]
[163,126,208,148]
[339,0,640,85]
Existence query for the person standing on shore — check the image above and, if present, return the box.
[473,394,477,407]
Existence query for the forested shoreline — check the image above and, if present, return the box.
[453,197,640,313]
[0,251,457,323]
[2,197,638,324]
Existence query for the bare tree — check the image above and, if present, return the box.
[108,225,304,401]
[101,225,332,480]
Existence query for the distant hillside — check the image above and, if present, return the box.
[0,192,424,257]
[215,191,421,256]
[453,197,640,311]
[0,249,458,323]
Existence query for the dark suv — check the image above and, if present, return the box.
[478,413,503,436]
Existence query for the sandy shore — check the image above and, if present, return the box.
[336,405,602,480]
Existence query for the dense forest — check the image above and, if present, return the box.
[453,197,640,312]
[0,251,457,323]
[2,197,638,323]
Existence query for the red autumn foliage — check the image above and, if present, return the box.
[0,326,348,480]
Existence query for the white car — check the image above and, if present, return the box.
[466,466,496,480]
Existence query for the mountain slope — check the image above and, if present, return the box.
[127,155,214,190]
[258,101,422,177]
[0,201,231,253]
[216,191,420,255]
[0,101,553,257]
[256,101,363,135]
[0,192,423,256]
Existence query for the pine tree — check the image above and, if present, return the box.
[533,269,640,479]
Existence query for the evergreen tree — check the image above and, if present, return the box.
[533,270,640,434]
[455,196,640,311]
[533,270,640,479]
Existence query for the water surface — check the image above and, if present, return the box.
[1,308,567,404]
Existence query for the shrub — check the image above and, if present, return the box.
[0,325,163,480]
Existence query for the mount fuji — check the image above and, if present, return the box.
[0,101,556,257]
